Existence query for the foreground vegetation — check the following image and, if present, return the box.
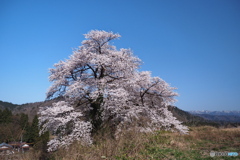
[12,126,239,160]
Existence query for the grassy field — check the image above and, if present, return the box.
[13,126,240,160]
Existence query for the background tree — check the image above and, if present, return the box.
[0,109,2,123]
[39,30,188,151]
[0,111,22,142]
[20,113,29,129]
[1,108,12,123]
[28,115,40,143]
[18,113,31,142]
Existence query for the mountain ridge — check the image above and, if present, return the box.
[188,110,240,123]
[188,110,240,116]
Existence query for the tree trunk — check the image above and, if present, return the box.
[90,96,103,133]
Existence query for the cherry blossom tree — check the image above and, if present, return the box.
[39,30,188,151]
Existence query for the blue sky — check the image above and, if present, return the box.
[0,0,239,111]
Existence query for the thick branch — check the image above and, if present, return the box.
[87,64,98,79]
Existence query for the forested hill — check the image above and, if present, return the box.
[0,100,18,110]
[0,99,60,121]
[0,99,218,126]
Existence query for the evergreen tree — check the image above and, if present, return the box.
[39,131,50,160]
[0,109,2,123]
[28,115,40,143]
[20,113,29,129]
[19,113,30,142]
[1,108,12,123]
[23,122,31,142]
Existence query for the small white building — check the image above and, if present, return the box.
[21,143,30,152]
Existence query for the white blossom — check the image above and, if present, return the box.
[39,101,92,151]
[39,30,188,151]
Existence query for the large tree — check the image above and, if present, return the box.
[39,30,188,151]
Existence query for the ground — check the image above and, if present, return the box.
[5,126,240,160]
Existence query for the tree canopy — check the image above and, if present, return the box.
[39,30,188,152]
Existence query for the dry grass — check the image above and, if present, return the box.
[0,149,41,160]
[187,126,240,151]
[6,126,240,160]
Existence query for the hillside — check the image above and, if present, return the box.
[0,100,18,110]
[0,99,60,121]
[168,106,219,127]
[0,99,219,126]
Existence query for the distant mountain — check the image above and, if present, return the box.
[168,106,219,127]
[189,110,240,116]
[188,110,240,123]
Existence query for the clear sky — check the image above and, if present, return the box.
[0,0,239,111]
